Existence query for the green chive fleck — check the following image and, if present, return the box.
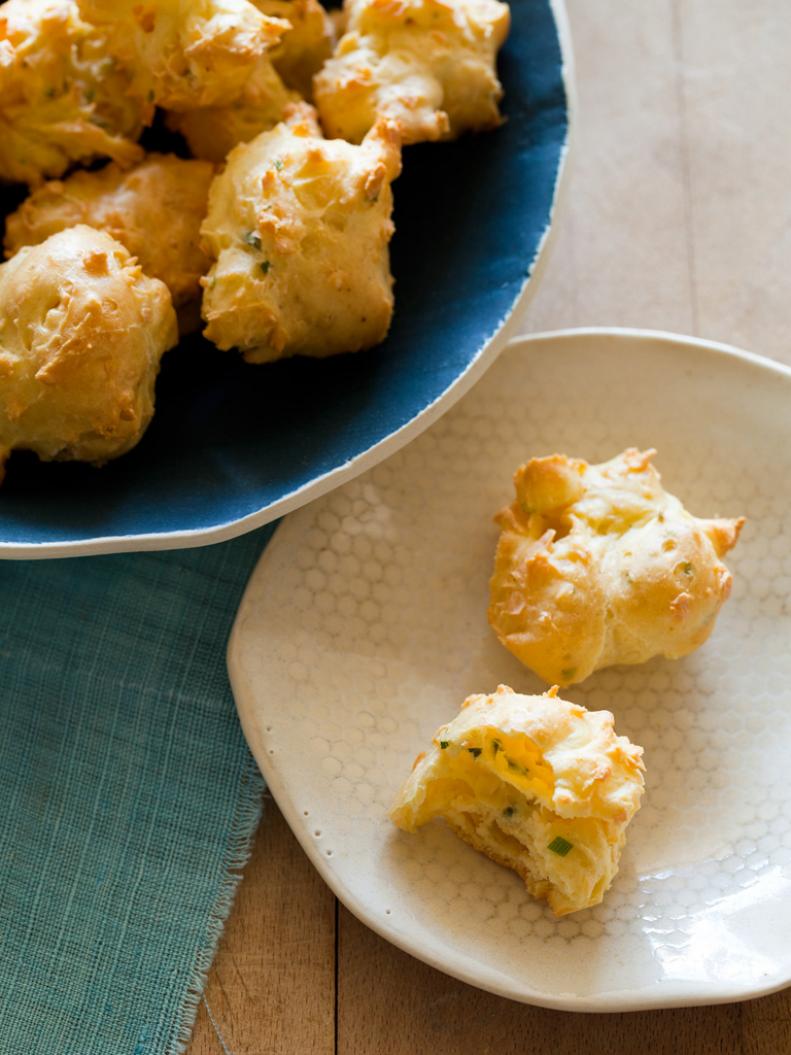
[273,158,284,171]
[244,231,262,250]
[492,739,501,754]
[682,562,694,576]
[439,740,449,750]
[548,836,573,857]
[260,260,272,275]
[467,747,482,758]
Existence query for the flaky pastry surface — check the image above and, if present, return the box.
[76,0,288,111]
[0,0,151,185]
[4,154,214,322]
[391,684,645,915]
[0,226,177,479]
[488,449,745,686]
[314,0,510,144]
[201,102,401,362]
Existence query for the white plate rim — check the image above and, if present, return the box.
[0,0,576,561]
[230,326,791,1012]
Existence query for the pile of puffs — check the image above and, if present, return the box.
[0,0,510,479]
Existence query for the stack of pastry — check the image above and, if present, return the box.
[0,0,511,479]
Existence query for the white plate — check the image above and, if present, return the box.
[229,328,791,1011]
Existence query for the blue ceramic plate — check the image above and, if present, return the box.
[0,0,571,557]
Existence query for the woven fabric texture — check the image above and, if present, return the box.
[0,526,274,1055]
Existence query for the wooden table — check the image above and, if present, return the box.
[190,2,791,1051]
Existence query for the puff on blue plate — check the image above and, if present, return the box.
[0,0,571,557]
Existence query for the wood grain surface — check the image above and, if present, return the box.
[189,2,791,1051]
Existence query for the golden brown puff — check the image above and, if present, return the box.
[252,0,335,98]
[165,58,298,164]
[0,0,152,186]
[488,449,745,687]
[76,0,289,111]
[0,226,178,480]
[314,0,510,145]
[391,685,645,916]
[200,102,401,363]
[4,154,214,328]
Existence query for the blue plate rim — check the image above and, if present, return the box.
[0,0,576,560]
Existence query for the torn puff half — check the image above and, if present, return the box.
[390,685,645,916]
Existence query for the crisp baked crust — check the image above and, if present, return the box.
[314,0,510,144]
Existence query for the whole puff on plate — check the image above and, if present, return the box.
[4,154,215,329]
[314,0,510,145]
[391,684,645,916]
[76,0,288,111]
[0,226,178,481]
[0,0,152,185]
[201,102,401,363]
[488,449,745,687]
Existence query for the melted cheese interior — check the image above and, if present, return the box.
[410,736,621,915]
[391,686,645,916]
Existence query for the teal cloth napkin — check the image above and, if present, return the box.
[0,526,274,1055]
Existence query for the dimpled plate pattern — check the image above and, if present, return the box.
[229,329,791,1011]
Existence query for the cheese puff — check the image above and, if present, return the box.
[488,450,745,686]
[201,102,401,363]
[0,226,177,480]
[314,0,510,144]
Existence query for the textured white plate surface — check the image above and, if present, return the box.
[229,329,791,1011]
